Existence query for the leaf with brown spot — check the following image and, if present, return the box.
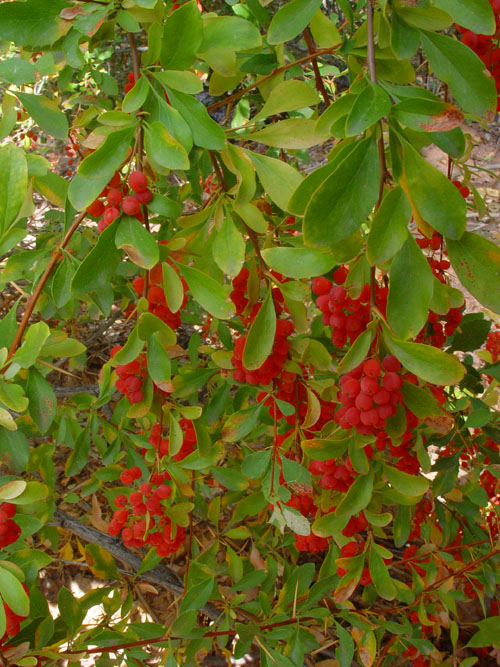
[423,413,455,434]
[421,106,464,132]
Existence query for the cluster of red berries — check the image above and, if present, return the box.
[451,179,470,199]
[415,232,464,347]
[230,267,288,324]
[335,356,403,435]
[313,267,388,348]
[232,319,294,385]
[309,457,356,493]
[132,262,188,331]
[486,328,500,362]
[457,0,500,111]
[111,347,147,404]
[285,492,330,552]
[109,467,185,557]
[86,170,153,233]
[0,502,21,548]
[148,419,196,462]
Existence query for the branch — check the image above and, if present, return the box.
[207,44,341,113]
[302,28,331,106]
[366,0,377,85]
[52,509,221,621]
[2,210,87,370]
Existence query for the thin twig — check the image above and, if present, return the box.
[207,45,341,113]
[302,29,331,106]
[3,211,87,370]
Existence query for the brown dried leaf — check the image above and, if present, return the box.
[249,546,267,571]
[421,106,464,133]
[137,583,159,595]
[60,6,87,19]
[423,413,454,434]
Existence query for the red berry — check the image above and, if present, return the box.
[382,372,402,392]
[103,206,120,225]
[360,376,378,396]
[87,200,104,218]
[134,188,153,205]
[363,359,381,377]
[312,276,332,295]
[381,355,401,372]
[107,188,123,206]
[122,196,141,216]
[129,170,148,192]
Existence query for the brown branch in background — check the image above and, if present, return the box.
[209,150,228,192]
[127,33,143,169]
[52,509,221,620]
[303,28,331,106]
[3,211,87,370]
[366,0,377,85]
[207,44,341,113]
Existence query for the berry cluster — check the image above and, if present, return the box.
[285,492,330,552]
[309,457,356,493]
[109,467,185,557]
[86,170,153,233]
[486,328,500,362]
[148,419,197,462]
[0,502,21,548]
[111,347,147,404]
[457,0,500,111]
[232,319,294,386]
[415,232,464,346]
[313,267,388,348]
[132,263,188,331]
[335,357,403,435]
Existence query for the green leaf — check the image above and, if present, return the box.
[337,329,374,374]
[213,215,246,278]
[85,544,119,580]
[384,465,429,497]
[301,437,349,461]
[153,70,203,94]
[366,186,411,266]
[420,30,497,116]
[71,220,121,295]
[401,382,441,418]
[167,89,226,150]
[0,0,70,47]
[260,247,338,279]
[10,321,50,370]
[0,58,36,85]
[282,506,311,536]
[0,567,29,617]
[387,234,433,339]
[162,262,185,313]
[145,121,190,171]
[222,406,264,443]
[434,0,495,35]
[65,428,90,477]
[26,368,56,434]
[122,75,149,113]
[249,151,303,212]
[446,232,500,314]
[77,126,135,181]
[58,586,84,637]
[115,216,159,270]
[34,171,68,208]
[137,313,176,346]
[250,118,327,150]
[346,82,391,136]
[0,144,28,236]
[310,9,341,47]
[467,617,500,648]
[383,330,465,385]
[0,430,29,472]
[16,92,68,140]
[200,15,262,52]
[303,137,380,246]
[149,194,183,219]
[179,264,235,319]
[401,142,466,239]
[335,472,373,517]
[336,621,355,667]
[253,79,320,121]
[0,481,26,501]
[397,5,453,30]
[268,0,323,44]
[51,257,75,309]
[147,332,172,393]
[242,288,276,371]
[369,550,397,601]
[161,1,203,70]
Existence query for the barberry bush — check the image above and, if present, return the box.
[1,0,500,664]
